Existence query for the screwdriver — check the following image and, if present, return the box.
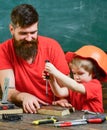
[82,110,107,123]
[55,114,106,127]
[86,114,106,123]
[44,60,50,96]
[32,116,58,125]
[55,121,87,127]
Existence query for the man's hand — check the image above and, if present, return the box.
[52,99,72,108]
[20,93,48,113]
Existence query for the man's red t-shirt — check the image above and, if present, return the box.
[0,35,70,104]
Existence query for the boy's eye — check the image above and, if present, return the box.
[78,72,84,75]
[73,72,84,75]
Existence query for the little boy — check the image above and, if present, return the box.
[43,45,107,113]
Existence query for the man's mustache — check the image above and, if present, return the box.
[17,39,36,46]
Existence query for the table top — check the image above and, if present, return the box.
[0,111,107,130]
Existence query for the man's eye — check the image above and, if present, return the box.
[19,32,27,35]
[31,31,37,34]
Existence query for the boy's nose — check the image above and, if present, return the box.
[74,74,80,80]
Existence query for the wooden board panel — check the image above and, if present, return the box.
[37,105,75,116]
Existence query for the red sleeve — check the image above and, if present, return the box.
[0,39,14,69]
[83,79,102,100]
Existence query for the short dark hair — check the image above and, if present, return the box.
[11,4,39,27]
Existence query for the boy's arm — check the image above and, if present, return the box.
[49,75,69,97]
[45,62,86,94]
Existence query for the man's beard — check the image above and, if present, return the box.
[13,37,38,60]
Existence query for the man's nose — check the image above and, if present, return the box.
[25,34,33,41]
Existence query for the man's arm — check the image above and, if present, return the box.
[0,69,48,113]
[0,69,15,91]
[0,69,23,106]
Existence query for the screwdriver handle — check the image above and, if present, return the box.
[32,118,57,125]
[44,60,50,79]
[87,117,106,123]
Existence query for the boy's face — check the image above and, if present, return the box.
[71,65,93,83]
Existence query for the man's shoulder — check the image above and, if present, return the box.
[1,39,13,45]
[38,35,61,49]
[38,35,59,44]
[0,39,13,53]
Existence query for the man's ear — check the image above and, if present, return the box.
[9,24,14,36]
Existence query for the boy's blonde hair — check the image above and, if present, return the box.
[70,56,106,80]
[71,56,94,75]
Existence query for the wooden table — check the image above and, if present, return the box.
[0,111,107,130]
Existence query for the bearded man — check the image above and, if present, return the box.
[0,4,69,113]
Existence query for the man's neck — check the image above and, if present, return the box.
[25,49,37,64]
[26,56,35,64]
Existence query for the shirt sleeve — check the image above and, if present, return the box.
[83,79,102,100]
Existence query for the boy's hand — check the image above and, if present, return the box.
[45,62,57,75]
[52,99,72,108]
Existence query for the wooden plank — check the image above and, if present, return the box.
[37,105,75,116]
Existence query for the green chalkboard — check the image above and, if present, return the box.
[0,0,107,51]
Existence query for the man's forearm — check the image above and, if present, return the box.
[8,88,22,103]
